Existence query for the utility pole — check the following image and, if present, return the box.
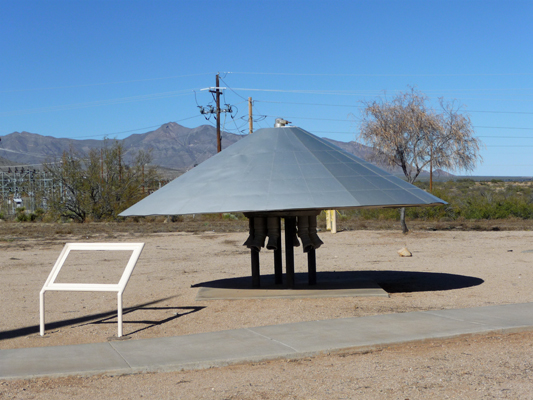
[199,74,233,152]
[248,97,253,134]
[215,74,221,152]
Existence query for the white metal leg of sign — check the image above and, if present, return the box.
[39,242,145,338]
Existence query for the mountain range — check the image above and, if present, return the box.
[0,122,446,178]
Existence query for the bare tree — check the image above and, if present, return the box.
[359,88,482,233]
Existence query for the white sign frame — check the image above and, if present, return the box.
[40,242,145,337]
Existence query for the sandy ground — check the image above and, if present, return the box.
[2,227,533,398]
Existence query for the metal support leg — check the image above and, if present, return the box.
[308,248,317,286]
[274,217,283,284]
[251,249,260,288]
[118,292,123,337]
[39,291,45,336]
[285,217,296,289]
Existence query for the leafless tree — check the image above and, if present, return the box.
[359,88,482,233]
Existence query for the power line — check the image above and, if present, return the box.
[259,114,533,131]
[313,130,355,135]
[257,100,362,108]
[1,90,197,117]
[256,99,533,116]
[218,76,271,131]
[475,126,533,130]
[227,71,533,77]
[1,73,215,93]
[311,132,533,139]
[72,115,204,139]
[202,81,533,131]
[230,88,382,96]
[219,76,248,102]
[1,115,203,140]
[469,110,533,115]
[479,136,533,139]
[73,124,170,139]
[226,87,533,105]
[261,114,350,123]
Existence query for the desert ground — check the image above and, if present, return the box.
[1,221,533,399]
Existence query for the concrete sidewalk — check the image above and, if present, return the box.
[2,302,533,380]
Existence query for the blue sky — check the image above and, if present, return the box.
[1,0,533,176]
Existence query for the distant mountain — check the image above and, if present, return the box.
[0,124,242,172]
[0,155,19,167]
[323,137,454,178]
[0,122,451,177]
[0,131,103,166]
[121,123,243,170]
[322,137,387,168]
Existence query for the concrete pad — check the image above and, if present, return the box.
[249,311,493,353]
[424,303,533,330]
[0,342,129,379]
[110,328,298,370]
[3,303,533,380]
[195,277,388,300]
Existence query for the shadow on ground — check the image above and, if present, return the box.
[193,270,484,293]
[0,296,204,341]
[77,305,205,337]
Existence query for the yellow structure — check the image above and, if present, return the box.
[325,210,337,233]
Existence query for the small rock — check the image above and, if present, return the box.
[398,247,412,257]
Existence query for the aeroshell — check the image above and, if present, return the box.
[119,126,445,217]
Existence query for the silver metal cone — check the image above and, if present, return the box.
[120,126,446,217]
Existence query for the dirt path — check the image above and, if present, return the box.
[2,227,533,398]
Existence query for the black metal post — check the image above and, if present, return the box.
[274,217,283,284]
[284,217,296,289]
[308,248,316,286]
[251,249,260,288]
